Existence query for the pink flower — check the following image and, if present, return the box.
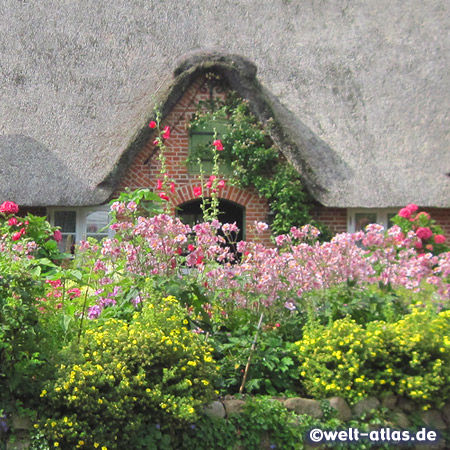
[425,244,434,251]
[156,179,163,190]
[275,323,280,328]
[159,192,169,201]
[416,227,433,240]
[12,231,22,241]
[217,180,226,189]
[8,217,18,226]
[0,201,19,215]
[415,212,430,221]
[213,139,223,151]
[53,229,62,242]
[153,139,159,146]
[206,180,213,189]
[188,244,195,252]
[170,182,175,193]
[398,208,411,219]
[434,234,446,244]
[406,203,419,213]
[149,120,157,129]
[193,186,202,197]
[162,126,170,139]
[67,288,81,298]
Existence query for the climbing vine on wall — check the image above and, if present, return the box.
[189,91,330,238]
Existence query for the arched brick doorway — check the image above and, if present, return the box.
[177,198,245,241]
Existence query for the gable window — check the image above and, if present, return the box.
[188,120,232,175]
[348,209,399,233]
[48,206,113,252]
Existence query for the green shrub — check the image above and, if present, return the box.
[38,296,218,449]
[294,308,450,408]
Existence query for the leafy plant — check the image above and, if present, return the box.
[189,91,331,238]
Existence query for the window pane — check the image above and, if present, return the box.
[59,234,76,253]
[355,213,377,231]
[85,211,109,234]
[387,213,397,229]
[54,211,76,233]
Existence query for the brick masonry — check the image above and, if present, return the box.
[116,76,272,246]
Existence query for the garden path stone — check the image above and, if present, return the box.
[381,394,398,410]
[392,411,411,428]
[283,397,323,419]
[327,396,351,421]
[223,399,245,416]
[204,400,226,419]
[397,397,415,413]
[353,397,380,419]
[441,401,450,427]
[419,410,446,431]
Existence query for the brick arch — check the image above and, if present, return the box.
[171,180,253,210]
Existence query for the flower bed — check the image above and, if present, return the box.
[1,199,449,449]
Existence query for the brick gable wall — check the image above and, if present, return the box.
[116,77,272,245]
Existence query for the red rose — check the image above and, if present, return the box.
[212,139,223,151]
[53,229,62,242]
[406,203,419,213]
[434,234,446,244]
[398,207,411,219]
[8,217,18,226]
[0,201,19,215]
[162,126,170,139]
[149,121,157,129]
[416,227,432,240]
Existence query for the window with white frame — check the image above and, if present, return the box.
[347,209,399,233]
[49,206,113,252]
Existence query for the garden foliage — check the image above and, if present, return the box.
[1,171,450,447]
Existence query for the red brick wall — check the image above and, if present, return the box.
[424,208,450,236]
[116,77,272,245]
[311,207,348,235]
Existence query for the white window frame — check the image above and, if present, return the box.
[347,208,399,233]
[47,205,114,245]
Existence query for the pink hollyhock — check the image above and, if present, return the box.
[398,207,411,219]
[156,179,163,190]
[435,234,446,244]
[159,192,169,201]
[206,180,213,189]
[209,175,217,182]
[416,227,433,240]
[170,182,175,193]
[213,139,223,151]
[53,229,62,242]
[188,244,195,252]
[153,139,159,146]
[217,179,226,189]
[162,126,170,139]
[0,201,19,215]
[193,186,202,197]
[8,217,18,226]
[149,121,157,129]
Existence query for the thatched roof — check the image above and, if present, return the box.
[1,0,449,208]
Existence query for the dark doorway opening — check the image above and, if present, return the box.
[177,199,245,242]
